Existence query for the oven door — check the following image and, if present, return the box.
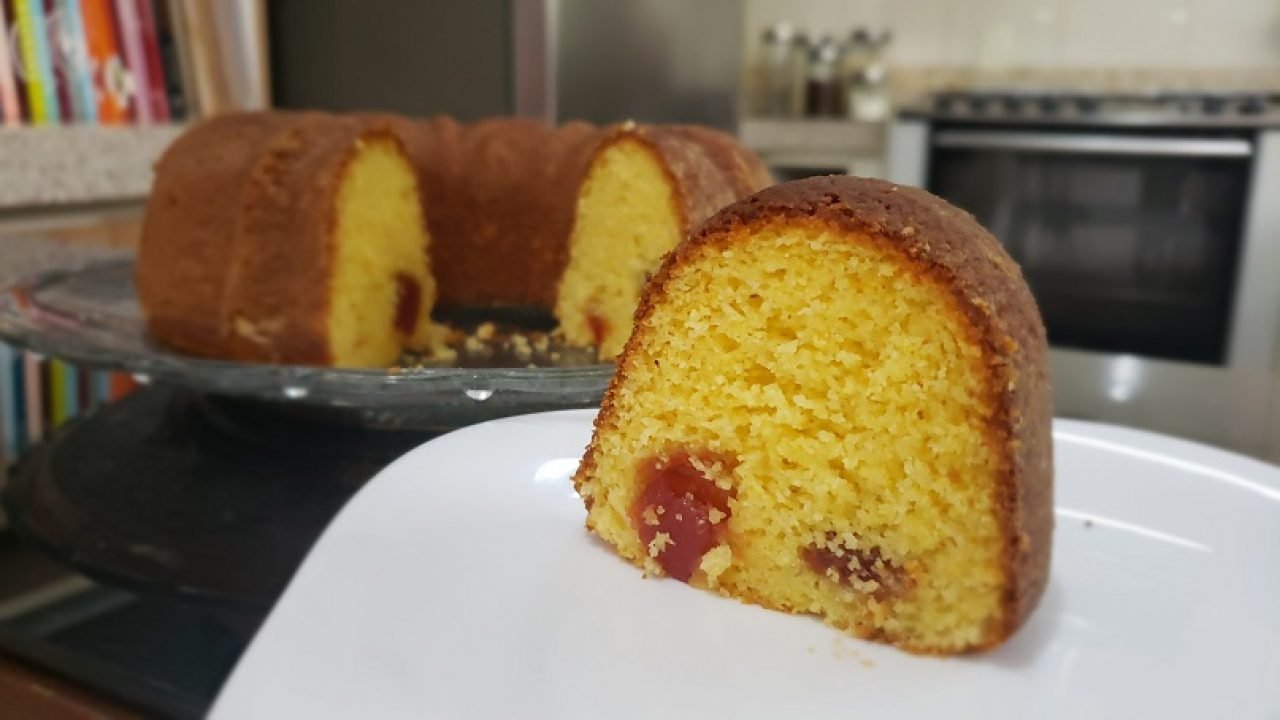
[927,128,1253,366]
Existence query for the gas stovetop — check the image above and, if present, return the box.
[904,90,1280,128]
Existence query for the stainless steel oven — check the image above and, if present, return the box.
[889,93,1280,457]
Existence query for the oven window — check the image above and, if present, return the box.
[929,139,1249,365]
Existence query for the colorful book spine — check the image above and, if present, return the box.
[109,371,136,399]
[44,0,74,121]
[63,362,78,420]
[49,358,67,427]
[0,344,15,462]
[22,352,43,446]
[10,350,26,457]
[0,2,19,125]
[111,0,147,122]
[4,0,28,122]
[48,359,81,427]
[152,0,184,119]
[133,0,166,120]
[1,351,143,466]
[25,0,59,122]
[77,364,92,410]
[178,0,227,117]
[93,370,111,407]
[57,0,96,122]
[81,0,127,123]
[12,0,47,122]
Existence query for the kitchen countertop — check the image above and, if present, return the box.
[0,234,134,290]
[0,126,180,211]
[897,106,1280,129]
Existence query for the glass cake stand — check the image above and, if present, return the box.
[0,260,614,429]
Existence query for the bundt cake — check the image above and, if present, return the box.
[573,176,1053,654]
[138,112,436,368]
[138,111,770,366]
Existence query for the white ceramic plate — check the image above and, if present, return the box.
[212,410,1280,719]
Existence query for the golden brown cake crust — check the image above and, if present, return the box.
[139,111,407,364]
[583,175,1052,650]
[628,124,762,241]
[138,112,289,358]
[661,124,774,199]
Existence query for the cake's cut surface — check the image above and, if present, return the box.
[327,136,436,367]
[555,136,685,359]
[573,176,1053,654]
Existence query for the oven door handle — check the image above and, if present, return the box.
[932,131,1254,158]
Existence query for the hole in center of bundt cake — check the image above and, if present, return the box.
[393,272,422,336]
[803,533,914,600]
[631,452,736,582]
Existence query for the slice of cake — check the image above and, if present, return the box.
[573,176,1053,654]
[555,123,769,359]
[138,113,436,367]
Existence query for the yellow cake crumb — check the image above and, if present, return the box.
[648,532,673,558]
[641,507,660,527]
[698,544,733,584]
[510,333,533,361]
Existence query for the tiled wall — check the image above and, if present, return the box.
[745,0,1280,69]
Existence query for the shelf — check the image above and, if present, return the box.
[739,117,886,156]
[0,125,186,212]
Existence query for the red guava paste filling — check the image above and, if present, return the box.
[393,273,421,336]
[586,312,610,347]
[631,452,734,582]
[803,532,912,598]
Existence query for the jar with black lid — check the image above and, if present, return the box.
[805,37,844,117]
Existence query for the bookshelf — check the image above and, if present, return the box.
[0,0,269,486]
[0,229,138,486]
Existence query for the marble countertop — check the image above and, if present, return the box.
[0,236,132,289]
[0,125,183,211]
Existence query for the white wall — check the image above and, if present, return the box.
[745,0,1280,69]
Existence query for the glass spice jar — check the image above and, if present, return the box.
[805,37,844,117]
